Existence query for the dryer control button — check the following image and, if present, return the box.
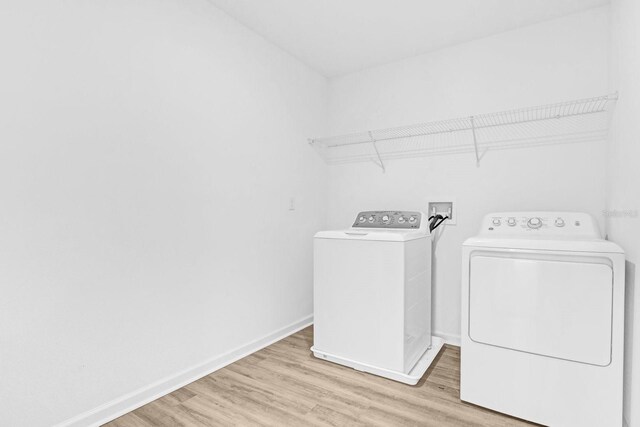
[382,215,390,223]
[409,216,417,223]
[555,218,566,227]
[507,217,517,226]
[492,218,501,226]
[368,216,375,223]
[398,216,406,224]
[527,217,543,229]
[358,216,366,223]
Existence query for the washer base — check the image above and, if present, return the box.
[311,336,445,385]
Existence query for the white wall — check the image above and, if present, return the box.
[326,7,610,341]
[608,1,640,426]
[0,1,327,425]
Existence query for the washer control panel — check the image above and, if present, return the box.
[352,211,422,229]
[481,212,600,238]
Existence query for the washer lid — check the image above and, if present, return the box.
[464,236,623,253]
[315,229,428,242]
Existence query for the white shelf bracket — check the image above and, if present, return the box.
[470,116,480,167]
[368,131,386,172]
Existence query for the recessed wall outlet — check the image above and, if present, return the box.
[427,199,456,225]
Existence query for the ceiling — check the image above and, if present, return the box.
[208,0,609,77]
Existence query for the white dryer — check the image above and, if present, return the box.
[312,211,444,385]
[461,212,625,426]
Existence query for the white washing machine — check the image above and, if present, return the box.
[312,211,444,385]
[461,212,625,426]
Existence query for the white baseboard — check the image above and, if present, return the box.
[54,315,313,427]
[433,330,461,347]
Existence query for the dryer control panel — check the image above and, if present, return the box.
[352,211,423,229]
[480,212,600,238]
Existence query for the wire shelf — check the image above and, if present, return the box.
[309,93,618,169]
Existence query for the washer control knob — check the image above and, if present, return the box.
[409,216,417,223]
[507,217,517,226]
[368,216,375,223]
[398,216,406,224]
[527,217,543,229]
[382,215,390,223]
[555,218,565,227]
[358,216,366,223]
[492,218,501,226]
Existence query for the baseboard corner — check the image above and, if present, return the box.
[433,330,461,347]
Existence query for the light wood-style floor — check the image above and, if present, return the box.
[105,327,536,426]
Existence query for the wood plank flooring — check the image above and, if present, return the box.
[105,327,536,426]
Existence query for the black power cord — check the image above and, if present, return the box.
[429,214,449,232]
